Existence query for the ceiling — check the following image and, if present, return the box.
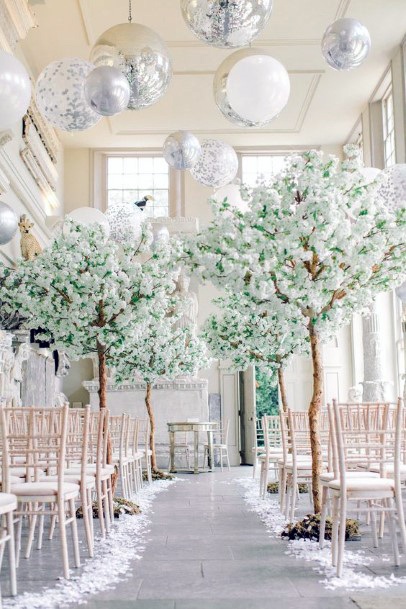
[20,0,406,149]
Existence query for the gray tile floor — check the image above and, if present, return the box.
[2,467,406,609]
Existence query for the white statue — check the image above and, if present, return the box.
[348,384,363,403]
[54,392,69,407]
[0,331,14,404]
[11,342,30,406]
[173,270,198,335]
[56,351,70,378]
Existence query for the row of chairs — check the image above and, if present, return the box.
[257,399,406,577]
[0,404,153,605]
[172,420,231,471]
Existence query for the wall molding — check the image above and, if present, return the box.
[0,0,37,52]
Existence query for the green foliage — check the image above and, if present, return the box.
[255,368,279,418]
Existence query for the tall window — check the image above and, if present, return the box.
[382,88,396,168]
[241,154,287,186]
[106,155,169,219]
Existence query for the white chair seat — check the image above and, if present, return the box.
[0,492,17,514]
[328,477,395,492]
[320,471,379,482]
[66,464,115,476]
[367,463,406,475]
[11,481,80,499]
[42,474,95,487]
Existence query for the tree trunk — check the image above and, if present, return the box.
[308,322,324,514]
[277,367,289,413]
[145,383,158,472]
[97,341,116,491]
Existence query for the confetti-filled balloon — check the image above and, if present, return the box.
[190,139,238,189]
[379,164,406,212]
[181,0,273,48]
[163,131,202,170]
[105,204,144,244]
[84,66,130,116]
[35,58,101,131]
[322,18,371,71]
[0,50,31,131]
[0,202,18,245]
[90,23,172,110]
[214,49,290,127]
[212,182,249,213]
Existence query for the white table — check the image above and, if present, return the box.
[167,421,217,474]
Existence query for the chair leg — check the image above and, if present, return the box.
[7,511,17,596]
[386,497,400,566]
[279,467,287,512]
[58,499,70,580]
[319,485,329,549]
[394,485,406,553]
[82,487,94,558]
[369,501,379,548]
[25,510,37,559]
[331,495,339,567]
[69,499,81,568]
[15,511,23,567]
[37,508,45,550]
[336,495,347,577]
[226,450,231,471]
[290,471,298,523]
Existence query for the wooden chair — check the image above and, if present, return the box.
[203,420,230,471]
[259,415,283,498]
[0,492,17,603]
[138,419,153,482]
[0,405,81,580]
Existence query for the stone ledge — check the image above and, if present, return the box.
[83,377,208,393]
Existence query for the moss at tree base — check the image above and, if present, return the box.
[281,513,361,541]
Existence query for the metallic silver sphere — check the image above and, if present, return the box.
[322,18,371,71]
[90,23,172,110]
[190,139,238,189]
[163,131,202,170]
[84,66,130,116]
[181,0,273,48]
[214,48,290,127]
[0,202,18,245]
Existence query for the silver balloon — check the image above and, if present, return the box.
[0,50,32,131]
[322,18,371,71]
[163,131,202,170]
[181,0,273,48]
[90,23,172,110]
[214,48,290,127]
[0,202,18,245]
[35,58,101,132]
[84,66,130,116]
[190,139,238,189]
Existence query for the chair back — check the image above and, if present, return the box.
[263,415,281,456]
[0,405,69,493]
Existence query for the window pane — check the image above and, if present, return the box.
[138,173,154,189]
[108,174,124,189]
[138,157,154,173]
[154,173,169,189]
[154,157,168,173]
[123,157,138,174]
[108,190,123,206]
[108,157,123,174]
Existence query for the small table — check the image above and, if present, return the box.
[167,421,217,474]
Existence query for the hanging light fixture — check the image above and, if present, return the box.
[90,0,172,110]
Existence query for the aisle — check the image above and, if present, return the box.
[86,467,357,609]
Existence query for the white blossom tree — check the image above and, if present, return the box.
[0,220,178,420]
[185,147,406,513]
[203,292,309,412]
[113,303,209,473]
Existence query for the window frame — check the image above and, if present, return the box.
[238,148,310,186]
[382,85,396,168]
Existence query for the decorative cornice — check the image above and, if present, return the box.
[26,99,61,164]
[83,378,208,393]
[0,130,13,148]
[21,115,59,198]
[0,0,37,52]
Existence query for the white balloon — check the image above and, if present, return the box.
[0,50,31,131]
[226,54,290,125]
[105,204,144,243]
[212,183,249,213]
[65,207,110,237]
[190,139,238,189]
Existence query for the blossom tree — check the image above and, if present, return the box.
[0,220,177,419]
[112,302,209,473]
[185,147,406,513]
[203,292,309,412]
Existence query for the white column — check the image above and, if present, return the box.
[362,301,391,402]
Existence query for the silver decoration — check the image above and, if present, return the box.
[105,204,144,244]
[0,202,18,245]
[181,0,273,48]
[322,18,371,71]
[214,48,290,127]
[396,282,406,303]
[90,23,172,110]
[84,66,130,116]
[379,164,406,212]
[35,58,102,132]
[163,131,202,170]
[0,50,32,131]
[190,139,238,188]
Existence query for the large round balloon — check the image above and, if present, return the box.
[105,204,144,244]
[163,131,202,170]
[0,202,18,245]
[66,207,110,237]
[360,167,381,185]
[181,0,273,48]
[35,58,101,131]
[84,66,130,116]
[90,23,172,110]
[190,139,238,189]
[322,18,371,71]
[378,164,406,212]
[212,182,249,213]
[214,49,290,127]
[0,51,31,131]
